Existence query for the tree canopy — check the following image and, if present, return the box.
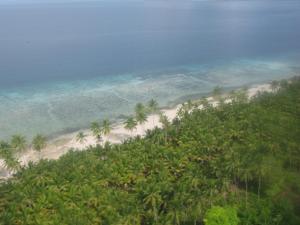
[124,117,137,132]
[32,134,47,152]
[0,78,300,225]
[10,135,26,153]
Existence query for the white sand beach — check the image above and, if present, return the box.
[0,83,273,180]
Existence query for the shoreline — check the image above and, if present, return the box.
[0,82,274,180]
[1,59,298,141]
[30,78,279,141]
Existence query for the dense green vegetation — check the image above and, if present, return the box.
[0,78,300,225]
[0,134,47,173]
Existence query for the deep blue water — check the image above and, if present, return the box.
[0,0,300,139]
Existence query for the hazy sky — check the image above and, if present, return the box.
[0,0,153,2]
[0,0,143,5]
[0,0,192,4]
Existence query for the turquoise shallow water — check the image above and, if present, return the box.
[0,57,299,140]
[0,0,300,140]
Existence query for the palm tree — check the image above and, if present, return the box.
[135,102,145,115]
[102,119,111,136]
[177,102,191,118]
[135,103,148,132]
[11,134,26,155]
[271,80,280,91]
[0,141,19,172]
[236,90,248,103]
[0,140,10,150]
[148,99,159,126]
[32,134,47,159]
[143,191,162,223]
[186,99,194,111]
[76,132,87,144]
[0,142,12,157]
[159,112,170,143]
[279,79,289,89]
[159,112,170,129]
[148,99,159,112]
[124,117,137,135]
[212,86,222,100]
[91,121,102,143]
[199,97,210,109]
[136,111,147,129]
[3,154,20,172]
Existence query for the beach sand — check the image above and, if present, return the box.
[0,83,273,180]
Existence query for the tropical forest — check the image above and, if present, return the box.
[0,77,300,225]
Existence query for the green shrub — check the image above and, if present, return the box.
[204,206,239,225]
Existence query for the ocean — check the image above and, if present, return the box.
[0,0,300,140]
